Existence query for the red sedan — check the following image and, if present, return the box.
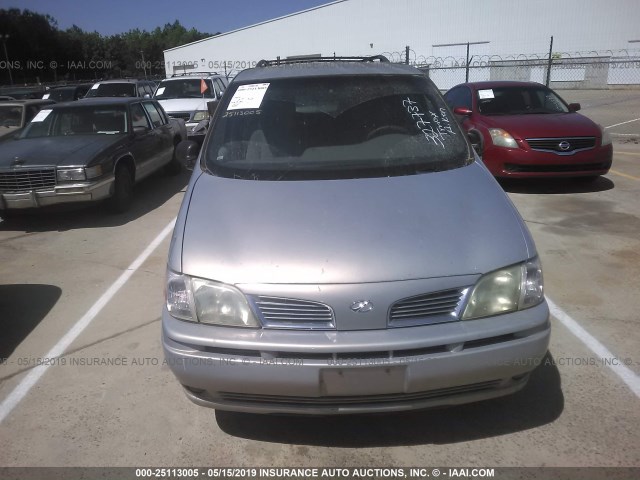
[444,81,612,179]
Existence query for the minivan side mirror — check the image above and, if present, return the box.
[175,140,200,171]
[568,103,581,112]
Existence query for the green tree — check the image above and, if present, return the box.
[0,8,214,85]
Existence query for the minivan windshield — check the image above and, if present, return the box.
[205,75,471,180]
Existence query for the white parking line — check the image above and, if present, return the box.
[547,297,640,399]
[0,218,176,424]
[605,118,640,129]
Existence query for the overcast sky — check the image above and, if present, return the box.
[0,0,332,35]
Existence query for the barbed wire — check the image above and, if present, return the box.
[381,48,640,68]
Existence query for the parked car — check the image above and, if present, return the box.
[0,86,48,100]
[0,98,186,214]
[443,81,612,180]
[42,83,93,102]
[85,79,157,99]
[162,57,550,415]
[154,72,229,144]
[0,99,56,139]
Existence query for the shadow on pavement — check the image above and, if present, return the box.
[499,176,614,194]
[0,284,62,359]
[216,352,564,447]
[0,169,190,233]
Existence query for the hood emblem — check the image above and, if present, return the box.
[11,156,25,166]
[350,300,374,313]
[558,141,571,151]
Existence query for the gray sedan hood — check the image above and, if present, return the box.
[181,162,533,285]
[0,135,125,168]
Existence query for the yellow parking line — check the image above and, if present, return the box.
[615,151,640,157]
[609,169,640,181]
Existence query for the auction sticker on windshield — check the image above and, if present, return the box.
[155,87,165,96]
[227,83,270,110]
[478,89,495,99]
[31,109,52,122]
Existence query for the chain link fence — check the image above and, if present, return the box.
[381,47,640,91]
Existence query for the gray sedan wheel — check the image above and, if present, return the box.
[164,142,183,176]
[110,164,134,213]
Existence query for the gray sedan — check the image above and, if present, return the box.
[163,58,550,414]
[0,98,186,213]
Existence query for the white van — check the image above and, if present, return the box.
[154,73,229,144]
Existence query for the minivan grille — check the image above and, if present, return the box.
[217,380,504,407]
[526,137,596,153]
[253,296,335,330]
[0,168,56,193]
[389,288,467,327]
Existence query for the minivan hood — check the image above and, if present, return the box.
[180,162,532,285]
[481,112,600,139]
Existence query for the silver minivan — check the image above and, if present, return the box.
[163,57,550,414]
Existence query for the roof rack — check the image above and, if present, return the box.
[170,72,222,77]
[255,55,389,67]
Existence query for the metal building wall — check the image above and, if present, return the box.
[163,0,639,77]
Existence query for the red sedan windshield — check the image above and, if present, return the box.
[477,86,569,115]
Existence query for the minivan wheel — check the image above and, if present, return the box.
[110,165,134,213]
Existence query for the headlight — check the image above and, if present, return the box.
[166,271,259,328]
[462,258,544,320]
[192,110,209,122]
[599,124,612,146]
[56,168,86,182]
[489,128,518,148]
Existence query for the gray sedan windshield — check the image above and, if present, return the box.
[205,75,471,180]
[21,106,128,138]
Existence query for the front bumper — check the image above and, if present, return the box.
[185,122,206,144]
[483,143,613,178]
[162,302,550,414]
[0,176,114,210]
